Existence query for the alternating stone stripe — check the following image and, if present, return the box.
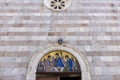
[0,0,120,80]
[0,36,93,41]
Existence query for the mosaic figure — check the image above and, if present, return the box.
[37,50,80,72]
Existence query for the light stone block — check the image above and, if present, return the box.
[95,67,102,75]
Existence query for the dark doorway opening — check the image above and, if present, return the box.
[60,77,80,80]
[36,72,81,80]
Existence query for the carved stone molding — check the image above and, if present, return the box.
[26,45,91,80]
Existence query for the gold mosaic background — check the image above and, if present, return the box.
[40,50,78,62]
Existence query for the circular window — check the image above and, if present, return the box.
[44,0,71,11]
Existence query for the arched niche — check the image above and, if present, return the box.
[37,50,81,72]
[26,45,91,80]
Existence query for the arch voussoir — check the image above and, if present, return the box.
[26,45,91,80]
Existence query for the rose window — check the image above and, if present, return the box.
[50,0,65,10]
[44,0,71,11]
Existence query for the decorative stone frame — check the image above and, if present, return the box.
[44,0,71,11]
[26,45,91,80]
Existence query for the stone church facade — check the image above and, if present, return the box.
[0,0,120,80]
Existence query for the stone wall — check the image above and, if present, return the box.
[0,0,120,80]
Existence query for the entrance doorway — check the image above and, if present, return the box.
[36,50,81,80]
[60,77,80,80]
[36,77,58,80]
[37,77,80,80]
[36,72,81,80]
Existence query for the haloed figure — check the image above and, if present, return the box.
[43,55,54,72]
[65,55,74,72]
[54,53,64,72]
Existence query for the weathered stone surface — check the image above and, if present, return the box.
[0,0,120,80]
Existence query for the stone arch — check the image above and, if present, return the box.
[26,45,91,80]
